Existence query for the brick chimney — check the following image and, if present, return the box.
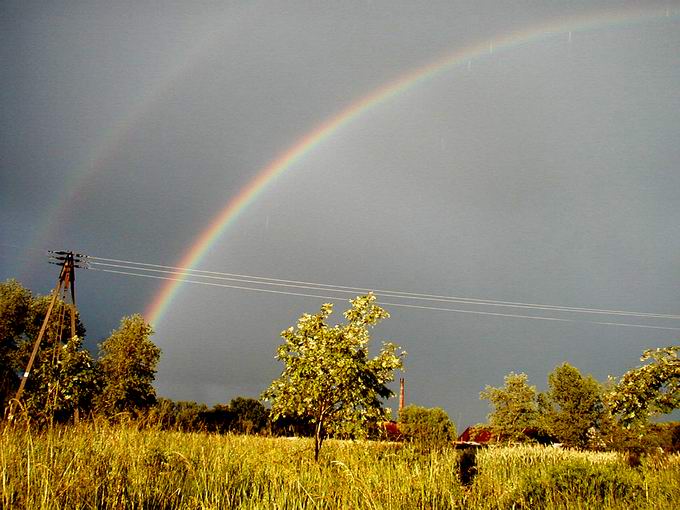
[399,377,405,412]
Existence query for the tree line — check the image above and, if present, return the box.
[257,289,678,458]
[477,347,679,451]
[0,279,277,433]
[1,279,161,423]
[2,278,677,460]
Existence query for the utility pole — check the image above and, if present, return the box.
[11,251,87,409]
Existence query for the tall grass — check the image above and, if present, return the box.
[470,445,678,509]
[2,422,678,509]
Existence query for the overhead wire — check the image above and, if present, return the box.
[88,264,680,332]
[87,255,680,321]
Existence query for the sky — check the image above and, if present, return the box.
[1,1,679,428]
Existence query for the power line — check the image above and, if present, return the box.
[89,266,680,331]
[87,256,680,321]
[90,267,363,302]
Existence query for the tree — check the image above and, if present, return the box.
[18,335,100,423]
[16,294,89,419]
[399,404,456,451]
[480,372,540,442]
[0,279,31,409]
[228,397,268,434]
[606,346,679,428]
[1,279,91,421]
[262,293,405,461]
[543,363,606,448]
[144,398,208,431]
[200,403,235,433]
[56,335,100,418]
[97,315,161,417]
[23,293,86,344]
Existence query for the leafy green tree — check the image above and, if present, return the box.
[18,335,100,423]
[263,293,405,461]
[57,335,100,418]
[543,363,606,448]
[480,372,540,442]
[268,412,314,438]
[228,397,268,434]
[174,401,209,430]
[201,403,235,433]
[97,314,161,417]
[2,280,90,421]
[22,294,86,344]
[606,346,679,428]
[145,397,268,434]
[145,397,178,429]
[0,279,32,409]
[144,399,208,431]
[399,404,456,451]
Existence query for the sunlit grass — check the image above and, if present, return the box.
[2,422,678,509]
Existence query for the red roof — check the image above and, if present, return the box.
[458,426,494,443]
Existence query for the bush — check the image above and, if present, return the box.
[399,404,456,451]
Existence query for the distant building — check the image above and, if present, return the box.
[458,425,494,445]
[457,425,553,445]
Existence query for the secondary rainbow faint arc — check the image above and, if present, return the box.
[145,6,677,325]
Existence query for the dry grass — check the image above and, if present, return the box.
[1,422,678,509]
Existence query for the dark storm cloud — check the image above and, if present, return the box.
[2,1,678,426]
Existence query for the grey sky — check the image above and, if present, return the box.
[2,1,679,427]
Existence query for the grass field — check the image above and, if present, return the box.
[2,422,678,509]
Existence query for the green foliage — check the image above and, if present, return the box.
[267,411,314,437]
[606,421,680,455]
[0,279,31,339]
[22,293,87,344]
[57,335,100,410]
[21,335,99,423]
[647,422,680,452]
[1,279,92,421]
[542,363,606,448]
[262,293,405,460]
[0,279,31,408]
[228,397,268,434]
[398,404,456,451]
[2,279,165,425]
[171,400,209,430]
[97,314,161,417]
[145,398,209,431]
[10,336,98,424]
[606,346,680,427]
[201,403,235,433]
[144,397,269,435]
[480,372,540,442]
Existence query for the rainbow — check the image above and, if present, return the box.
[146,6,677,325]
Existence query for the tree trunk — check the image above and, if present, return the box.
[314,420,324,462]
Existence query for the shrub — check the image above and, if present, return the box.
[399,404,455,451]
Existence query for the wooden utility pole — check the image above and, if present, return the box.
[12,251,85,407]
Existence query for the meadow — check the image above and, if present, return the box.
[2,423,678,509]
